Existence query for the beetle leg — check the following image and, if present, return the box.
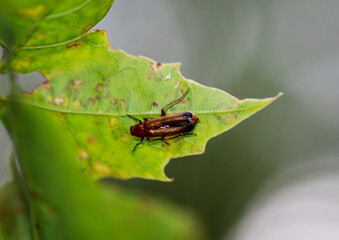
[147,137,169,145]
[147,138,160,141]
[164,133,196,141]
[161,89,190,116]
[133,137,144,152]
[127,114,142,124]
[161,136,170,145]
[146,133,196,146]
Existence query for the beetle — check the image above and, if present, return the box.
[128,89,200,151]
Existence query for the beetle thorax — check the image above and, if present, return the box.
[130,124,145,137]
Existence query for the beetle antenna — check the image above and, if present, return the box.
[161,89,190,116]
[127,114,142,124]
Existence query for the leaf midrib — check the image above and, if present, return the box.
[4,97,270,116]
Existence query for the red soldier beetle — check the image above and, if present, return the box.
[128,89,200,152]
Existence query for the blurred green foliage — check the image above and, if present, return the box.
[0,102,205,240]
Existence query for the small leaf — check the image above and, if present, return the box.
[0,0,114,50]
[4,31,282,180]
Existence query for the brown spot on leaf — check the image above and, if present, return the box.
[110,98,117,105]
[215,113,228,124]
[66,41,82,49]
[96,83,103,92]
[54,98,64,105]
[153,102,159,107]
[87,136,97,145]
[119,99,126,108]
[82,23,94,32]
[149,61,162,71]
[75,79,82,86]
[164,93,168,98]
[225,112,238,121]
[88,97,96,105]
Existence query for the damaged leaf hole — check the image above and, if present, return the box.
[16,72,47,93]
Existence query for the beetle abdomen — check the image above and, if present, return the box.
[146,123,196,137]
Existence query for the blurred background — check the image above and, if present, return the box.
[1,0,338,239]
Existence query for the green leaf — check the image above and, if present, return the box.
[4,31,282,181]
[1,102,206,240]
[0,182,31,240]
[0,96,5,119]
[0,0,114,50]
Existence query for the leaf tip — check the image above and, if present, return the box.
[276,92,284,98]
[267,91,283,104]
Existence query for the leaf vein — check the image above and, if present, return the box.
[45,0,93,19]
[12,98,268,116]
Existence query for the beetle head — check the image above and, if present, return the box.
[192,113,200,124]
